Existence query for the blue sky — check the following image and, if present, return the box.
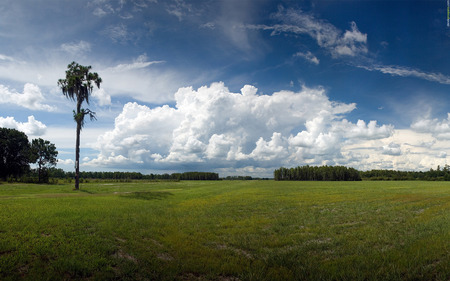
[1,0,449,177]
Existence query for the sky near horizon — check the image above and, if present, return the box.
[0,0,449,177]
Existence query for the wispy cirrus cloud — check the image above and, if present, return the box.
[60,40,91,56]
[294,51,319,65]
[103,23,130,43]
[0,54,16,62]
[243,7,450,87]
[357,64,450,85]
[166,0,193,21]
[107,54,164,72]
[243,8,368,58]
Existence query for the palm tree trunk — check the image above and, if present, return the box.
[75,121,81,190]
[75,100,82,190]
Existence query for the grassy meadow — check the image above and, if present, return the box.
[0,180,448,280]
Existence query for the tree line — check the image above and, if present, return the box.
[275,165,450,181]
[360,165,450,181]
[0,128,58,182]
[274,165,361,181]
[46,169,219,181]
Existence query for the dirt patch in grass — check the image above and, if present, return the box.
[178,273,241,281]
[157,252,174,261]
[214,243,253,260]
[120,191,173,200]
[114,249,138,263]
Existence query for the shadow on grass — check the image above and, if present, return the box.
[120,191,173,201]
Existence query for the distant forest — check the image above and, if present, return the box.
[43,169,219,181]
[360,166,450,181]
[274,166,361,181]
[274,165,450,181]
[5,165,450,183]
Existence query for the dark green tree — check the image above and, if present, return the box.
[58,62,102,189]
[30,138,58,183]
[0,128,31,180]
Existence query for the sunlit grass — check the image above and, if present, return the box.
[0,181,448,280]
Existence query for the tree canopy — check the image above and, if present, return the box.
[274,165,362,181]
[0,128,31,180]
[30,138,58,183]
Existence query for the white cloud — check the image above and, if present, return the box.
[58,159,74,165]
[0,115,47,136]
[411,113,450,140]
[0,83,56,111]
[92,88,111,106]
[294,51,319,65]
[87,82,395,172]
[60,40,91,55]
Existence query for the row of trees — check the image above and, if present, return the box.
[171,172,219,180]
[46,169,219,181]
[360,165,450,181]
[274,165,450,181]
[0,128,58,182]
[274,165,362,181]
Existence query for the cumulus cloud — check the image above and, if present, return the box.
[87,82,394,172]
[341,119,394,140]
[0,115,47,136]
[0,83,56,111]
[382,142,402,156]
[411,113,450,140]
[342,129,450,171]
[87,102,183,167]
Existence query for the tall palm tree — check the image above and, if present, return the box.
[58,62,102,190]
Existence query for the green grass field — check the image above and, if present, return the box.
[0,180,448,280]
